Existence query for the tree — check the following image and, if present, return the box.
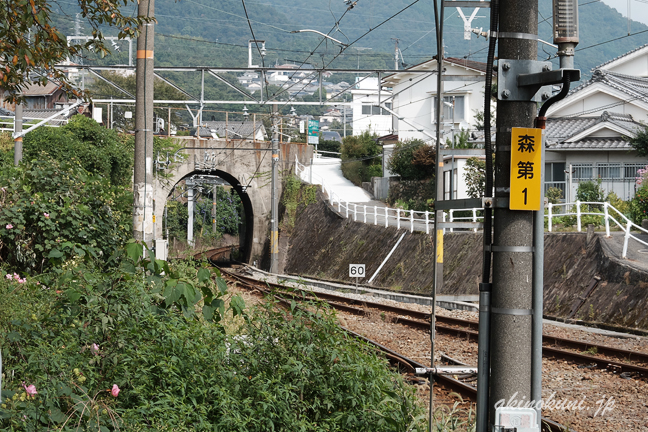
[464,156,486,198]
[0,1,151,103]
[340,130,381,185]
[387,139,435,180]
[629,124,648,157]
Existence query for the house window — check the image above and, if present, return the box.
[597,163,622,180]
[625,164,646,180]
[362,103,392,115]
[433,96,465,122]
[572,164,594,180]
[545,162,566,182]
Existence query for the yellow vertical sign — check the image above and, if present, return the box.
[510,127,542,210]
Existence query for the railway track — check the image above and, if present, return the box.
[211,261,648,378]
[204,258,580,432]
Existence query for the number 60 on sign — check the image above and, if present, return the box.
[510,127,542,211]
[349,264,365,278]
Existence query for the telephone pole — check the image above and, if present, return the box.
[489,0,537,424]
[270,104,279,273]
[133,0,155,243]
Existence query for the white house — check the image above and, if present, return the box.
[545,44,648,201]
[350,77,393,137]
[382,57,489,144]
[379,58,489,199]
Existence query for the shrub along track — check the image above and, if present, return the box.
[199,263,588,430]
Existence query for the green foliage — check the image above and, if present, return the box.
[341,130,380,160]
[0,159,131,274]
[576,179,606,203]
[20,116,133,186]
[546,187,564,204]
[282,175,318,232]
[340,131,382,185]
[0,246,425,431]
[0,245,244,430]
[606,191,629,216]
[0,0,149,103]
[166,186,242,241]
[318,139,341,158]
[387,139,435,181]
[630,186,648,224]
[629,124,648,157]
[387,179,435,212]
[464,157,486,198]
[443,129,475,149]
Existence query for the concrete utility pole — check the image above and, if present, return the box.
[133,0,155,244]
[212,185,217,233]
[489,0,538,424]
[13,104,23,165]
[270,104,279,273]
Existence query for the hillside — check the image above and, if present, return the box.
[52,0,648,78]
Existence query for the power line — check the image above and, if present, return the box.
[271,0,425,108]
[240,0,270,104]
[577,28,648,52]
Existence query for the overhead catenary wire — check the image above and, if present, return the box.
[270,0,425,110]
[240,0,270,103]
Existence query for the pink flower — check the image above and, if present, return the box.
[6,224,13,229]
[43,212,49,218]
[110,384,120,397]
[17,278,26,284]
[5,274,11,280]
[22,382,37,396]
[91,343,99,355]
[13,273,20,280]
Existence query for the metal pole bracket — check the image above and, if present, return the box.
[498,60,580,102]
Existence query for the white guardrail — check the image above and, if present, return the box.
[295,158,648,259]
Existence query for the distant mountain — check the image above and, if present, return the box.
[53,0,648,80]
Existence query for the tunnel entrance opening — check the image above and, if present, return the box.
[163,170,254,262]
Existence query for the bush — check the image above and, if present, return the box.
[464,157,486,198]
[630,186,648,224]
[546,187,564,204]
[576,179,605,203]
[21,116,133,187]
[387,139,435,181]
[606,191,630,216]
[0,247,425,431]
[317,139,341,158]
[0,159,131,274]
[340,131,382,186]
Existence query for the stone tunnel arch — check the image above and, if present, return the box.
[152,138,313,267]
[172,170,254,263]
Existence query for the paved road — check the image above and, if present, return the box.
[600,231,648,272]
[303,157,440,234]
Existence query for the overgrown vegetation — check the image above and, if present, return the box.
[281,174,318,233]
[463,157,486,198]
[0,242,425,430]
[165,185,243,244]
[340,130,382,186]
[631,166,648,224]
[387,139,435,181]
[0,159,131,274]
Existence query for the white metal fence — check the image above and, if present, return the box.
[0,116,67,133]
[295,158,648,259]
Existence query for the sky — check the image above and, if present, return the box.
[600,0,648,27]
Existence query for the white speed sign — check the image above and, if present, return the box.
[349,264,365,278]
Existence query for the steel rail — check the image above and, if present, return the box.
[201,254,648,376]
[213,263,572,432]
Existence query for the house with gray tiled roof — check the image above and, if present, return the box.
[545,46,648,201]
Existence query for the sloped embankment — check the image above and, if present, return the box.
[284,189,648,329]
